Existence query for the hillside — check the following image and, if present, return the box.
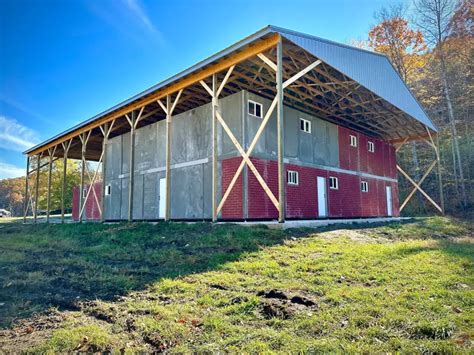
[0,217,472,352]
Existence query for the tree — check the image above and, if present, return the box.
[414,0,468,207]
[368,4,427,83]
[368,3,429,211]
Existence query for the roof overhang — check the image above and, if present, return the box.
[24,26,437,160]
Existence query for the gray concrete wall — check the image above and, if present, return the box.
[104,89,340,220]
[245,91,339,166]
[103,91,243,220]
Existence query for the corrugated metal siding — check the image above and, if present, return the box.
[275,27,436,131]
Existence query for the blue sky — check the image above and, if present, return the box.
[0,0,400,179]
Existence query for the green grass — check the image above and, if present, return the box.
[0,217,472,353]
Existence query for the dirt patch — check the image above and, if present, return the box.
[257,289,318,319]
[0,310,66,352]
[143,333,177,351]
[80,301,118,324]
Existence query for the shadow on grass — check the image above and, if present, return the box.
[0,221,296,328]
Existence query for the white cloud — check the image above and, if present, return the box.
[122,0,157,33]
[0,116,40,152]
[86,0,163,45]
[0,161,25,179]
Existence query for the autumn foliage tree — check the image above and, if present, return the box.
[368,6,427,83]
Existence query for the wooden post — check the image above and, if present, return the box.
[436,134,445,215]
[46,148,54,223]
[212,74,218,222]
[23,156,30,223]
[101,123,109,222]
[165,95,172,221]
[34,154,41,223]
[79,133,87,222]
[61,147,67,223]
[128,112,136,222]
[276,39,285,223]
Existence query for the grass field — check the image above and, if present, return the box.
[0,217,472,353]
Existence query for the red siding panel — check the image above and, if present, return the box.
[72,182,102,221]
[247,158,279,219]
[338,126,359,171]
[338,126,397,179]
[285,164,318,219]
[221,157,244,219]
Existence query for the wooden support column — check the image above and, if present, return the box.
[34,154,41,223]
[436,134,445,215]
[128,112,136,222]
[61,140,72,223]
[101,122,109,222]
[79,132,90,222]
[157,91,181,221]
[165,96,172,221]
[46,146,56,223]
[276,38,285,223]
[211,74,218,222]
[23,156,30,223]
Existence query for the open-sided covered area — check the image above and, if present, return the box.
[23,26,444,223]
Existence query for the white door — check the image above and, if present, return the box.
[317,176,327,217]
[386,186,393,216]
[159,178,166,218]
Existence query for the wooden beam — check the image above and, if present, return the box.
[165,95,172,221]
[101,122,109,222]
[23,156,30,223]
[283,59,321,89]
[216,109,280,212]
[400,160,437,211]
[79,131,91,222]
[34,154,41,223]
[128,111,136,222]
[212,74,218,222]
[218,96,278,214]
[257,53,277,72]
[435,133,445,215]
[277,39,285,223]
[61,139,72,223]
[46,146,57,223]
[27,33,281,157]
[397,165,443,213]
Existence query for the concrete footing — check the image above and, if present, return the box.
[220,217,409,230]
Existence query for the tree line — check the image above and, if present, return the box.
[0,160,82,217]
[366,0,472,215]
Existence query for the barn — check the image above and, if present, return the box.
[23,26,444,223]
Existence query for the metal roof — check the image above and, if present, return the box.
[271,26,436,131]
[25,25,436,154]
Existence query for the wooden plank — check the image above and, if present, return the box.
[27,34,281,157]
